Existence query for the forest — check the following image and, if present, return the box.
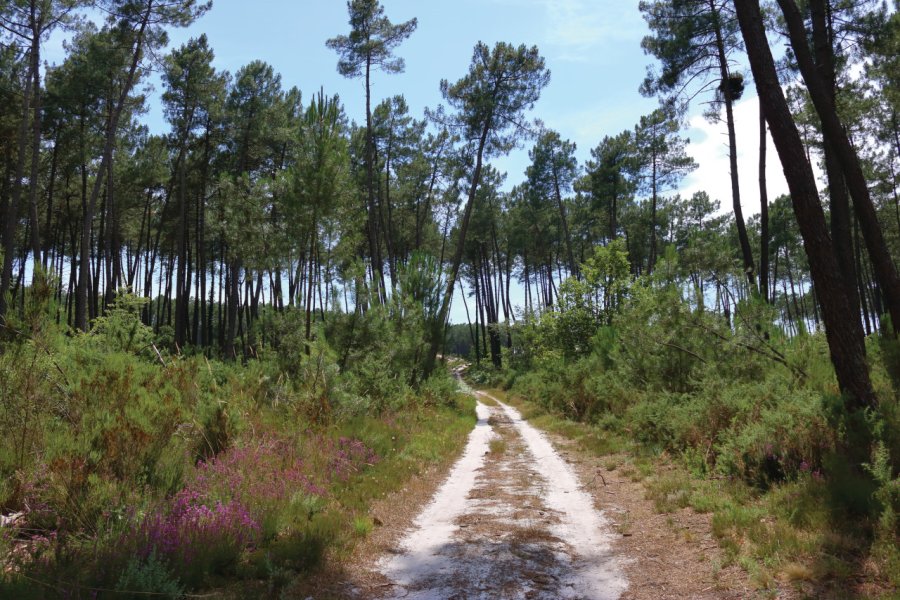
[0,0,898,597]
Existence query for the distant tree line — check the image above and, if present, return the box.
[0,0,898,408]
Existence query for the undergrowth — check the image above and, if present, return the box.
[0,292,476,598]
[494,382,898,598]
[469,275,900,598]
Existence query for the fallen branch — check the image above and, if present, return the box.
[151,343,167,368]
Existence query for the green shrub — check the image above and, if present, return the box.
[625,392,680,450]
[353,515,374,537]
[81,292,154,356]
[115,552,184,599]
[715,386,833,487]
[871,441,900,515]
[465,362,506,388]
[418,370,461,406]
[195,401,231,461]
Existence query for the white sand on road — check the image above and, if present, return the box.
[377,391,627,600]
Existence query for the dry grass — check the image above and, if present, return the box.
[489,438,508,454]
[475,391,499,407]
[781,562,815,582]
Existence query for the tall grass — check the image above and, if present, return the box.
[0,295,476,596]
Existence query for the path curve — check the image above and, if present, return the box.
[376,390,627,600]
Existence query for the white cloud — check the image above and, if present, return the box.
[543,0,604,50]
[546,102,653,150]
[542,0,647,61]
[487,0,645,61]
[679,95,823,219]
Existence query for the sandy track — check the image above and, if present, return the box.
[376,391,626,600]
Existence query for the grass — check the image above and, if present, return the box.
[323,395,476,553]
[489,438,508,454]
[615,511,633,537]
[352,516,374,537]
[0,352,478,599]
[645,471,693,513]
[476,392,498,407]
[484,387,629,458]
[210,393,477,598]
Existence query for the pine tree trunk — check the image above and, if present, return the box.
[553,168,578,279]
[26,14,44,270]
[424,110,494,376]
[759,103,771,303]
[777,0,900,335]
[364,53,385,303]
[711,0,756,288]
[0,55,34,320]
[735,0,875,410]
[75,3,152,331]
[175,163,188,349]
[810,0,861,326]
[224,257,240,360]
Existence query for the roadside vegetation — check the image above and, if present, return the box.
[464,246,900,597]
[1,0,900,598]
[0,287,474,598]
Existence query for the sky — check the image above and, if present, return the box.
[46,0,799,323]
[131,0,793,212]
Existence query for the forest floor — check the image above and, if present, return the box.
[293,385,760,599]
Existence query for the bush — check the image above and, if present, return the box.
[127,491,259,589]
[714,385,834,487]
[417,369,460,406]
[0,294,474,596]
[80,292,154,356]
[115,552,184,599]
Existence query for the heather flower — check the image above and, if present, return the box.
[140,491,258,558]
[118,431,376,585]
[128,490,259,586]
[327,437,380,482]
[189,435,324,523]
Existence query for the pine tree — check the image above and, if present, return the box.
[326,0,417,304]
[423,41,550,375]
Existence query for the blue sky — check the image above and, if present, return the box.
[148,0,662,179]
[47,0,795,322]
[47,0,793,220]
[132,0,791,216]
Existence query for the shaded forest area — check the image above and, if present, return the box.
[1,0,899,597]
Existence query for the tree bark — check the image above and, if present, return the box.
[75,1,153,331]
[223,257,240,360]
[710,0,756,289]
[734,0,875,410]
[552,167,578,279]
[364,52,385,303]
[759,103,770,303]
[777,0,900,335]
[0,48,35,320]
[174,163,188,349]
[424,112,493,376]
[26,5,44,269]
[809,0,861,327]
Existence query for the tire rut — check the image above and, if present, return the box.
[376,393,626,600]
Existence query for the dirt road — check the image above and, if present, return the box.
[375,391,627,600]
